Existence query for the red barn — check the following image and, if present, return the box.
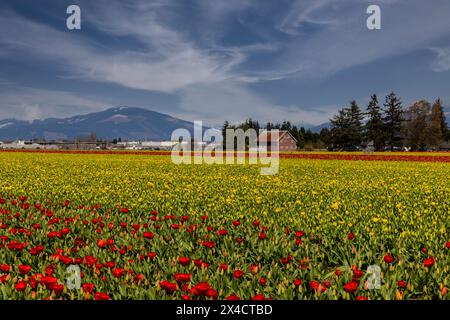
[257,130,298,151]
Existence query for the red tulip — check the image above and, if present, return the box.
[160,280,178,293]
[192,282,211,295]
[233,270,244,279]
[97,239,106,248]
[343,280,358,294]
[0,264,11,273]
[193,259,203,267]
[0,275,8,284]
[295,230,304,238]
[15,281,27,292]
[202,241,215,248]
[112,268,125,278]
[260,277,267,286]
[205,289,218,299]
[30,245,44,256]
[424,257,435,268]
[84,255,98,267]
[18,265,32,275]
[352,266,364,279]
[45,265,55,276]
[174,273,191,283]
[178,257,190,266]
[53,284,65,295]
[309,281,327,293]
[251,294,268,300]
[384,254,395,264]
[41,276,58,289]
[143,231,155,239]
[136,274,144,281]
[94,292,111,300]
[82,283,95,293]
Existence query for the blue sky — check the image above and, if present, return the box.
[0,0,450,126]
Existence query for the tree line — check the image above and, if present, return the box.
[221,91,449,151]
[327,92,448,151]
[221,119,323,150]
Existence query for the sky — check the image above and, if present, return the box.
[0,0,450,127]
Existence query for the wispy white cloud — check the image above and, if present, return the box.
[175,80,335,126]
[3,1,448,89]
[0,85,107,121]
[430,47,450,72]
[0,0,449,125]
[275,0,450,79]
[0,4,248,93]
[277,0,338,35]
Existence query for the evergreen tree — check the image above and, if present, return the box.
[329,101,363,150]
[281,121,292,131]
[431,98,447,138]
[297,127,306,148]
[365,94,384,151]
[348,100,364,147]
[319,128,332,148]
[383,92,404,151]
[222,121,229,148]
[330,107,352,150]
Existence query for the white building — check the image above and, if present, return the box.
[117,141,178,150]
[0,140,59,150]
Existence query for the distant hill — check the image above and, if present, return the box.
[308,122,330,133]
[0,107,196,141]
[291,121,330,133]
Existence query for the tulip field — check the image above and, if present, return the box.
[0,151,449,300]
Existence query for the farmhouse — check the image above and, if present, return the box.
[257,130,298,152]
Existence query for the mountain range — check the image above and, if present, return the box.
[0,107,196,141]
[0,106,332,141]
